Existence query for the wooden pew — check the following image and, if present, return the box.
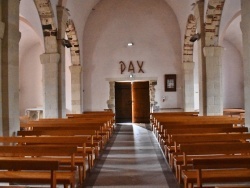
[32,125,109,149]
[170,132,250,180]
[185,157,250,188]
[179,143,250,188]
[165,127,248,146]
[66,113,115,125]
[151,112,199,131]
[151,111,199,126]
[0,145,77,188]
[170,132,250,153]
[162,126,248,162]
[0,136,89,183]
[0,158,60,188]
[162,125,247,144]
[83,110,114,114]
[223,108,245,117]
[158,122,238,148]
[154,116,243,140]
[20,119,109,145]
[17,129,99,170]
[21,119,113,140]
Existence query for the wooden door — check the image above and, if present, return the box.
[115,82,132,123]
[132,81,150,123]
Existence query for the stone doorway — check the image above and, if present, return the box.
[106,77,157,114]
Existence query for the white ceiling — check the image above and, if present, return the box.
[19,0,242,56]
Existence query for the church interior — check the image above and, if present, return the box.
[0,0,250,187]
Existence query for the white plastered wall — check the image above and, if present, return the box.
[222,40,244,108]
[82,0,183,111]
[19,20,43,116]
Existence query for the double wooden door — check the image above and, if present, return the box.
[115,81,150,123]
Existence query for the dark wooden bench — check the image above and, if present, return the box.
[152,116,243,135]
[179,143,250,188]
[0,158,60,188]
[151,111,199,128]
[169,133,250,180]
[0,145,77,188]
[158,123,239,153]
[184,157,250,188]
[17,130,99,170]
[163,127,248,158]
[0,136,89,183]
[21,119,113,140]
[155,117,243,141]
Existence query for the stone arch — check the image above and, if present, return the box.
[33,0,61,118]
[66,19,82,113]
[33,0,58,53]
[183,14,197,62]
[66,19,80,65]
[205,0,225,46]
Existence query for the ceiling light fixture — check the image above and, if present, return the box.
[127,42,134,46]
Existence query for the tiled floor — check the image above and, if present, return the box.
[83,123,180,188]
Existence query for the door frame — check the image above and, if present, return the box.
[106,77,158,114]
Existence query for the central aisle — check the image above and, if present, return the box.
[83,123,180,188]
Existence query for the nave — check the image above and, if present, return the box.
[83,123,180,188]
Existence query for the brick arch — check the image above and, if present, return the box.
[205,0,225,46]
[66,19,80,65]
[33,0,58,53]
[183,14,196,62]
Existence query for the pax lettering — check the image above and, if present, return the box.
[119,61,144,74]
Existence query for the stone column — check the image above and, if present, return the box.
[40,53,60,118]
[241,0,250,128]
[203,46,224,115]
[1,0,20,136]
[0,20,4,136]
[69,65,82,113]
[194,0,207,115]
[107,81,115,112]
[183,62,195,112]
[149,81,157,112]
[57,6,69,117]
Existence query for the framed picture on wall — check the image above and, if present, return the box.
[165,74,176,92]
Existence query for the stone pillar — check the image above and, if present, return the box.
[194,0,207,115]
[241,0,250,128]
[183,62,195,112]
[40,53,60,118]
[107,81,115,112]
[57,6,69,117]
[0,20,4,136]
[1,0,20,136]
[149,80,157,113]
[203,46,224,115]
[69,65,82,114]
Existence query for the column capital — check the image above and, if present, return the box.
[40,53,60,65]
[203,46,224,57]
